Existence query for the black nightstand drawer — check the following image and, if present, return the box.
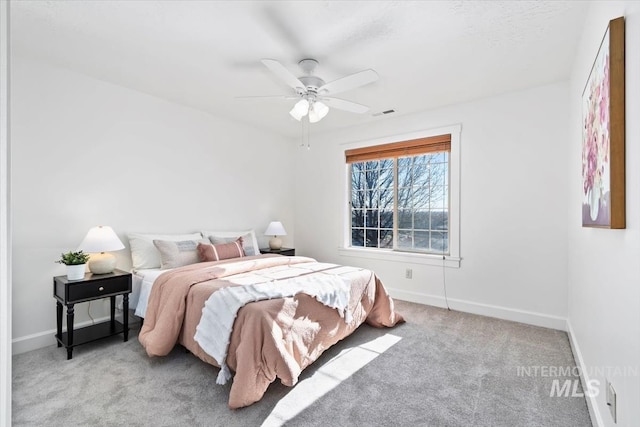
[67,275,131,303]
[260,247,295,256]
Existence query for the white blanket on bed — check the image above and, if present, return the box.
[194,274,353,385]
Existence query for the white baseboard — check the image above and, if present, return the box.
[12,316,112,355]
[567,320,603,427]
[388,288,567,331]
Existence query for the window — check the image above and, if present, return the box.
[346,134,451,255]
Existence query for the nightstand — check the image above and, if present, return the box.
[53,269,132,360]
[260,247,295,256]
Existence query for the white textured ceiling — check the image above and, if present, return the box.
[10,0,589,138]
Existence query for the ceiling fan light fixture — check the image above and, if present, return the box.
[289,99,310,121]
[257,58,378,124]
[308,101,329,123]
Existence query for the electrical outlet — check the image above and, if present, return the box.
[606,379,617,423]
[405,268,412,279]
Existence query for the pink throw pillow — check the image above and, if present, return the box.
[197,238,245,262]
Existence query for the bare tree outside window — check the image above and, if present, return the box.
[350,152,449,254]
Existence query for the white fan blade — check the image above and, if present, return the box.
[322,97,370,114]
[261,59,306,91]
[235,95,298,100]
[318,69,378,95]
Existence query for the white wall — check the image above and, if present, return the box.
[11,56,295,353]
[567,2,640,426]
[294,82,570,330]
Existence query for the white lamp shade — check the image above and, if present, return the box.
[289,99,309,121]
[309,101,329,123]
[264,221,287,236]
[78,226,125,253]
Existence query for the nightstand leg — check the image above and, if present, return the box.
[56,301,62,347]
[123,294,129,342]
[66,304,74,360]
[110,295,116,330]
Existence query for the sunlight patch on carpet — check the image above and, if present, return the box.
[261,333,402,427]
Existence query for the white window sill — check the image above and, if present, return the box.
[337,247,461,268]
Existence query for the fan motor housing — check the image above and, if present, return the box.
[299,75,325,93]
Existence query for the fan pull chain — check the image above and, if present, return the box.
[301,116,310,149]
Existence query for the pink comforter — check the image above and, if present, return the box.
[139,255,404,408]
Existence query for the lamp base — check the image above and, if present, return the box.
[269,237,283,250]
[88,252,117,274]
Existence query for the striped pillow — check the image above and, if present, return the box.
[153,238,207,269]
[197,238,245,262]
[209,233,257,256]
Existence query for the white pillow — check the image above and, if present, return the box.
[200,229,260,256]
[128,232,203,270]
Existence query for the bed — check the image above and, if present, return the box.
[130,231,404,409]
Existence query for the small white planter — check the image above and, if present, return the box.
[66,264,86,280]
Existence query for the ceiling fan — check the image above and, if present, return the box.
[244,58,379,123]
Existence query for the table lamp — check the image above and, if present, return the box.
[264,221,286,250]
[78,225,125,274]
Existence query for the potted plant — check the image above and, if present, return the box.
[56,250,90,280]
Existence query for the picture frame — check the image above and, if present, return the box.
[581,16,625,229]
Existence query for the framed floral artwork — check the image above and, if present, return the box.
[582,16,625,228]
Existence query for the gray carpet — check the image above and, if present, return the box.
[12,301,591,426]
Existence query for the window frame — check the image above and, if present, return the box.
[339,124,461,268]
